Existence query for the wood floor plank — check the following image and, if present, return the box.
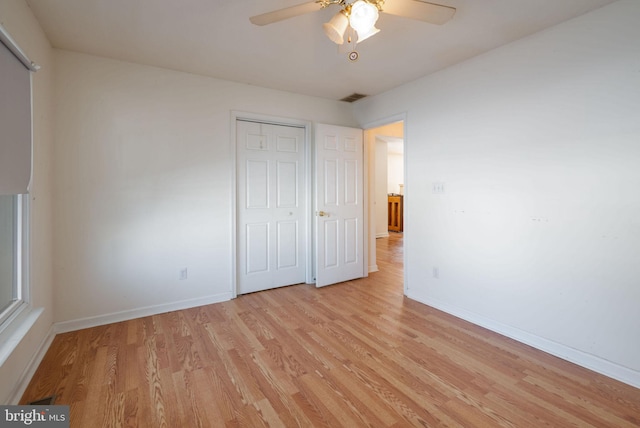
[20,233,640,427]
[123,388,140,428]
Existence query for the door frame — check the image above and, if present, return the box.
[231,111,314,298]
[363,113,408,295]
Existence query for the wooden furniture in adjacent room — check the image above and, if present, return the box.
[388,194,403,232]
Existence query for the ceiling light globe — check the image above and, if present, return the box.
[323,11,349,44]
[355,26,380,43]
[349,1,379,34]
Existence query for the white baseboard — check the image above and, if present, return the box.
[410,294,640,390]
[376,232,390,238]
[8,325,56,404]
[369,264,379,273]
[54,292,234,334]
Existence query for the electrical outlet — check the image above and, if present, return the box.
[179,268,188,280]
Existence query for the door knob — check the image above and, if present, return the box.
[317,211,330,217]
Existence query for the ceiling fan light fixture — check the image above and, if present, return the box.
[349,0,379,35]
[249,0,458,60]
[323,10,349,45]
[355,26,380,43]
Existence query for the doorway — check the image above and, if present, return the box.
[365,119,405,284]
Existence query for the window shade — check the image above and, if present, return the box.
[0,37,32,195]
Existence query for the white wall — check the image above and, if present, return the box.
[354,0,640,387]
[387,153,404,195]
[52,50,358,326]
[0,0,54,403]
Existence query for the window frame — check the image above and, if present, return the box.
[0,194,29,331]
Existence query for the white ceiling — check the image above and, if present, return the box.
[25,0,616,101]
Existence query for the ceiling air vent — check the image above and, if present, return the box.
[340,93,367,103]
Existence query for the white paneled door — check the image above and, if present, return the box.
[315,124,364,287]
[237,120,307,294]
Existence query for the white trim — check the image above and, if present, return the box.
[7,323,55,404]
[376,232,390,239]
[231,111,310,128]
[19,194,30,305]
[362,127,370,278]
[411,294,640,390]
[368,264,379,273]
[402,118,408,295]
[230,111,313,294]
[229,113,239,298]
[53,292,233,334]
[305,123,314,284]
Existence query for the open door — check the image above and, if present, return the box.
[315,124,365,287]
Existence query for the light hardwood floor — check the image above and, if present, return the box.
[21,233,640,427]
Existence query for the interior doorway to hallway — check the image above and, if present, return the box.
[365,120,405,283]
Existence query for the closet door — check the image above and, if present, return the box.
[237,120,306,294]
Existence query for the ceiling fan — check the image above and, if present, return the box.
[250,1,456,60]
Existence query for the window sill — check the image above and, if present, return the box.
[0,303,44,367]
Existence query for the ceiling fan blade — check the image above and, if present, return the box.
[382,0,456,25]
[250,1,322,26]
